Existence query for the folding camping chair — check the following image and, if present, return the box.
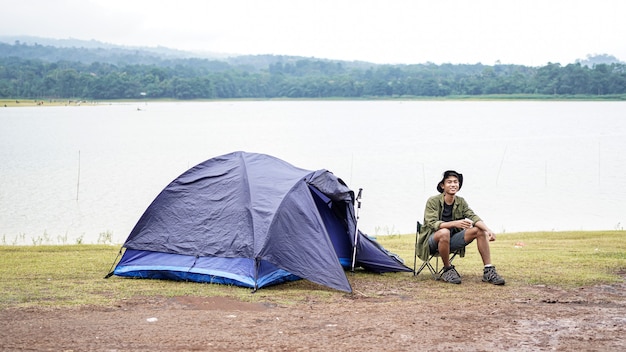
[413,221,460,280]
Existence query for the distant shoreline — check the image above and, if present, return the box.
[1,99,101,107]
[3,94,626,107]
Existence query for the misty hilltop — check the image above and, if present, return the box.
[2,35,623,70]
[0,35,378,71]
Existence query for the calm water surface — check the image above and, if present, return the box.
[1,101,625,245]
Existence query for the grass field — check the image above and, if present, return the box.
[0,231,624,310]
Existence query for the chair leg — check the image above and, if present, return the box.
[415,251,461,280]
[415,255,440,280]
[433,257,443,280]
[414,260,434,276]
[413,221,421,275]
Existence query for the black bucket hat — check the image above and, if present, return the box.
[437,170,463,193]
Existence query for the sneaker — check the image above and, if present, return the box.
[483,266,505,285]
[440,265,462,284]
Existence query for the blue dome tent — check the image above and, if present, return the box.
[107,151,410,292]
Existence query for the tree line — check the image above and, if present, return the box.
[1,45,626,99]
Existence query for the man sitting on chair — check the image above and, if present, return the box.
[416,170,505,285]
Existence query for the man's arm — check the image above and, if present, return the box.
[439,218,474,230]
[422,197,443,231]
[457,197,494,240]
[474,220,496,241]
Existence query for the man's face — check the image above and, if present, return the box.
[441,176,460,195]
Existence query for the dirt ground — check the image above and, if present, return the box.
[1,278,625,352]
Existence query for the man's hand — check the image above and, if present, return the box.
[473,220,496,241]
[456,218,474,229]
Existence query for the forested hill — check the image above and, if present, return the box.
[1,39,625,100]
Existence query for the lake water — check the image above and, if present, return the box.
[1,100,625,245]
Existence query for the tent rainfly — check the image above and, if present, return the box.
[107,151,411,292]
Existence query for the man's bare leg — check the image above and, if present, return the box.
[433,229,452,267]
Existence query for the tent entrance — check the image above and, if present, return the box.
[309,186,352,268]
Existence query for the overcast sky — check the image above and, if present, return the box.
[3,0,625,66]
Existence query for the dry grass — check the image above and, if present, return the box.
[0,231,624,309]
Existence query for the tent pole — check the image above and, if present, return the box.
[350,188,363,273]
[252,257,260,293]
[103,247,124,279]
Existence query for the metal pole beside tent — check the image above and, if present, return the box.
[350,188,363,272]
